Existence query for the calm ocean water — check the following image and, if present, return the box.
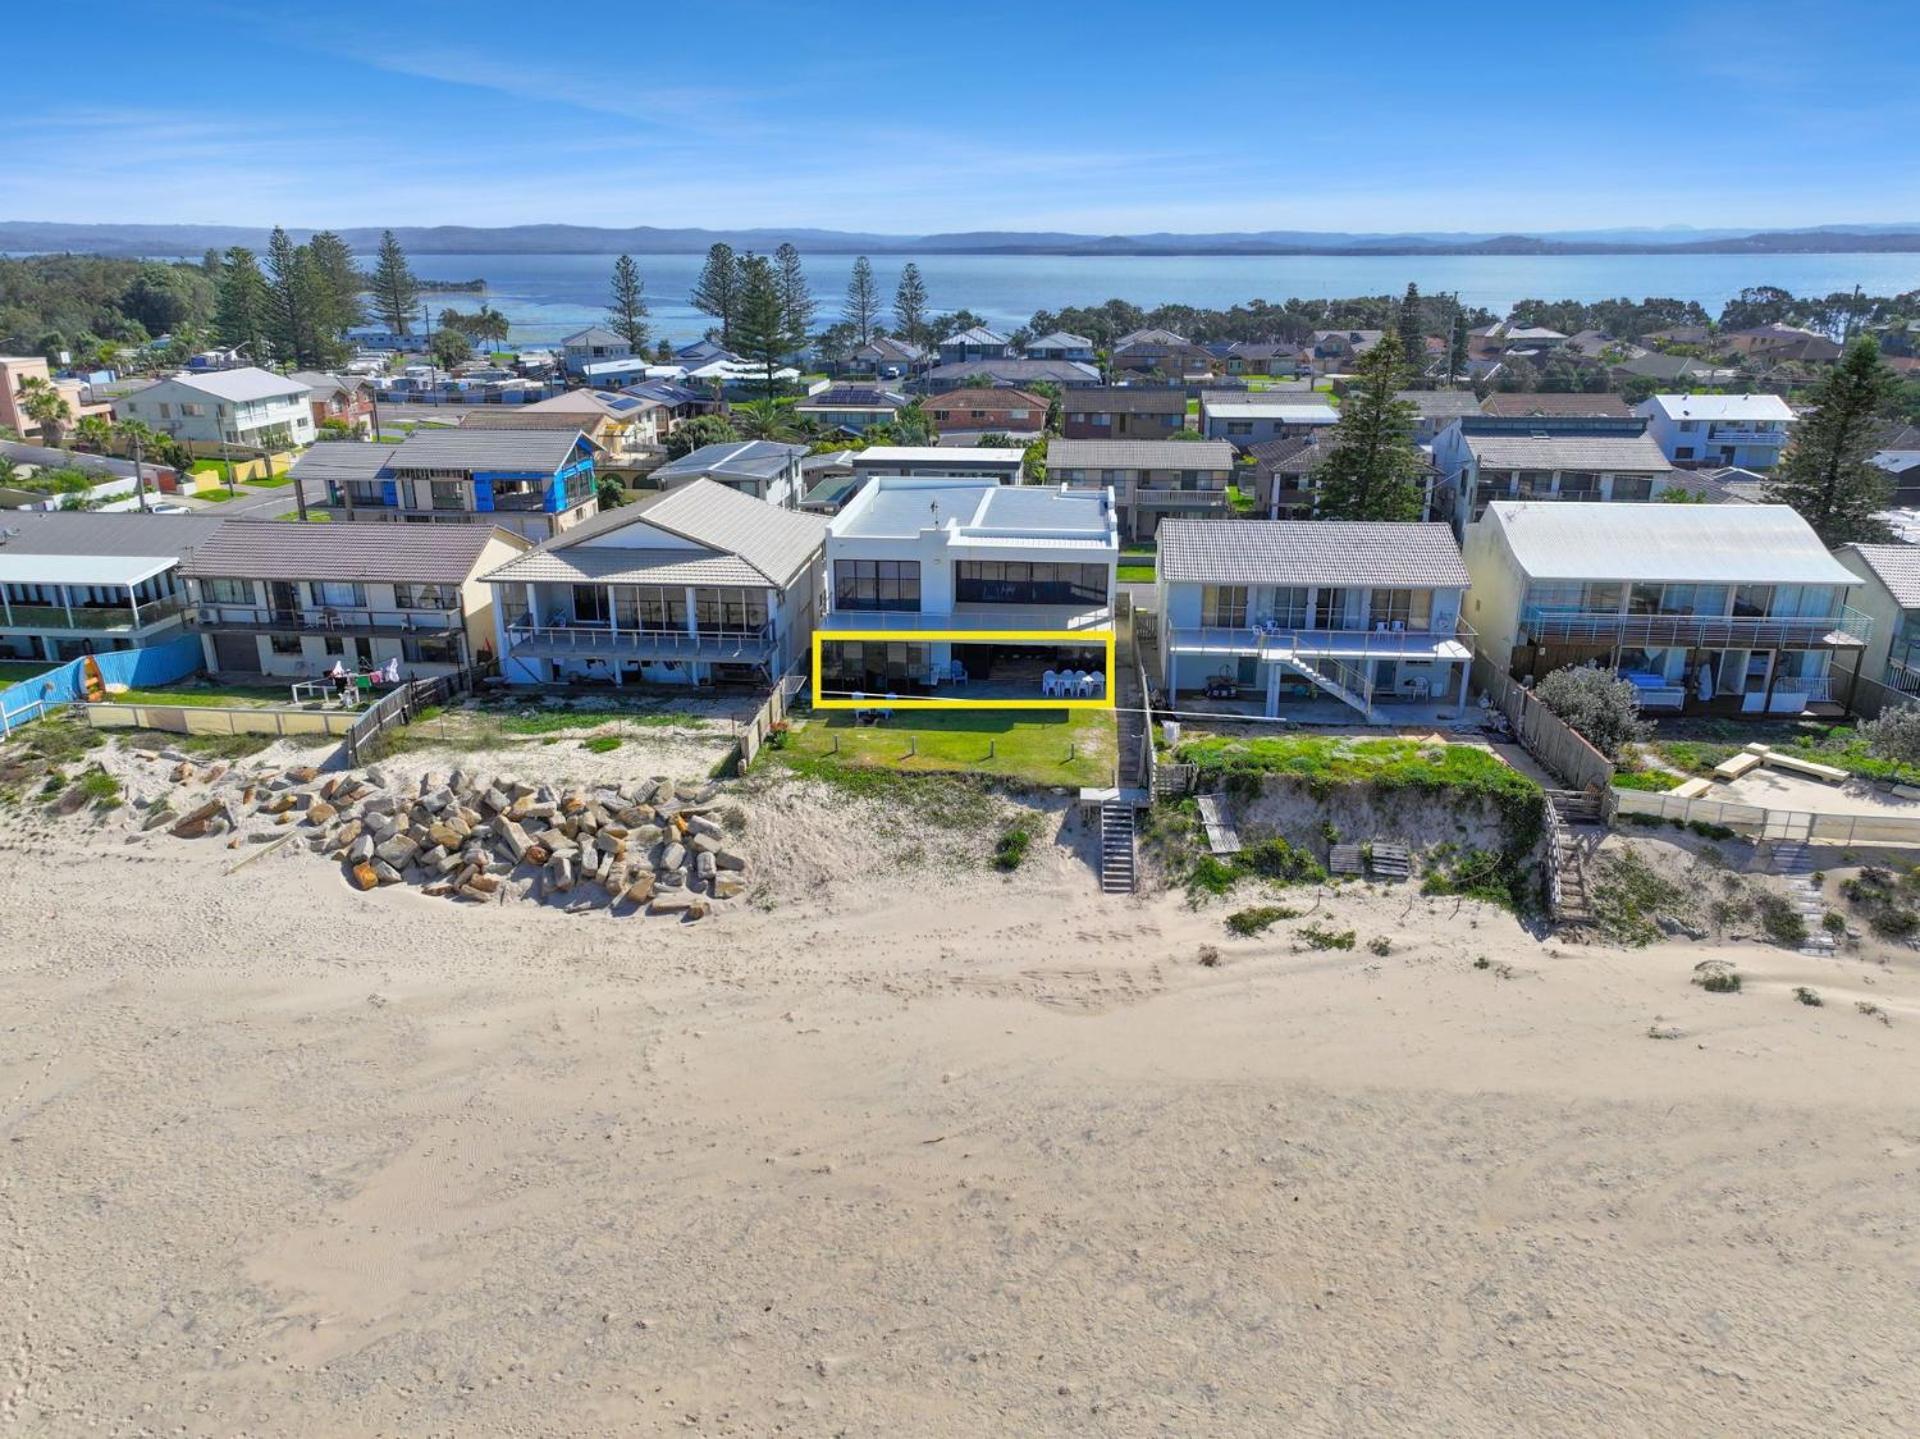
[391,251,1920,347]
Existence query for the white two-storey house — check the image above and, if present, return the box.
[1634,393,1795,471]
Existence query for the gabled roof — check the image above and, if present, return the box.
[1115,328,1188,347]
[0,511,225,563]
[386,427,594,472]
[1464,432,1671,472]
[1025,330,1093,350]
[559,326,629,347]
[941,326,1009,347]
[522,389,659,418]
[161,366,307,402]
[179,519,524,583]
[1394,389,1484,419]
[923,387,1048,413]
[485,478,826,590]
[1837,543,1920,609]
[1046,438,1237,470]
[854,336,925,361]
[288,370,366,399]
[1062,386,1186,415]
[795,385,907,410]
[652,440,808,484]
[1160,518,1467,588]
[925,359,1100,384]
[1484,501,1857,585]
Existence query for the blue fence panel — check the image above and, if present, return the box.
[0,635,205,734]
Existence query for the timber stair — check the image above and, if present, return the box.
[1100,802,1137,894]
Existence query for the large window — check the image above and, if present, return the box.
[311,581,366,609]
[955,562,1107,607]
[1611,475,1654,502]
[571,585,610,625]
[612,584,687,631]
[834,559,921,612]
[201,577,253,606]
[1202,585,1248,627]
[1629,583,1728,617]
[395,583,458,610]
[820,640,930,694]
[1368,588,1431,629]
[1269,586,1311,628]
[694,587,769,633]
[1732,584,1774,618]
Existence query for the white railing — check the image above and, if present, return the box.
[506,620,773,656]
[1169,618,1475,662]
[1705,427,1787,445]
[1522,605,1873,648]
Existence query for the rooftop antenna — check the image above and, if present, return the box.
[929,498,941,526]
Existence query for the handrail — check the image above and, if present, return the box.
[1522,604,1873,646]
[506,619,773,651]
[190,604,461,633]
[0,596,185,631]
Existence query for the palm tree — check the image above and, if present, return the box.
[731,399,798,441]
[75,414,115,453]
[17,376,72,446]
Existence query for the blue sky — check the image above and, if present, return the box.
[9,0,1917,234]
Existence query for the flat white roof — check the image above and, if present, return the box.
[855,446,1025,465]
[1205,400,1338,422]
[1486,501,1857,586]
[1643,393,1795,422]
[0,552,177,587]
[830,476,1116,547]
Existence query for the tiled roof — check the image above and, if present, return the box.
[1046,438,1236,470]
[924,387,1048,413]
[487,478,825,591]
[387,427,592,472]
[179,519,522,583]
[1159,519,1468,588]
[1062,387,1186,415]
[1839,543,1920,609]
[1480,393,1633,418]
[460,410,607,432]
[0,510,225,559]
[925,359,1100,384]
[1465,433,1671,472]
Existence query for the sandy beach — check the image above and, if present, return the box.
[4,734,1920,1436]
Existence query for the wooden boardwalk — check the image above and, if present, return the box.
[1197,793,1242,855]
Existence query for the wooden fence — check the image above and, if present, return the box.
[1614,786,1920,847]
[1471,655,1617,794]
[728,672,807,774]
[342,672,464,765]
[87,702,358,740]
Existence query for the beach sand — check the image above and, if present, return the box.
[4,751,1919,1435]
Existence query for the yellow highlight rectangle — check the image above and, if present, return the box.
[812,628,1116,710]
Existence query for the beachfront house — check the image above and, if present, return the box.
[1833,543,1920,705]
[480,479,827,689]
[289,427,600,540]
[1045,437,1237,541]
[180,522,528,680]
[1633,393,1796,471]
[0,512,222,665]
[816,475,1117,700]
[114,367,315,452]
[793,385,907,434]
[1155,518,1471,722]
[1463,501,1868,715]
[652,440,809,509]
[559,326,633,375]
[1429,415,1683,533]
[1199,391,1338,448]
[1060,387,1187,440]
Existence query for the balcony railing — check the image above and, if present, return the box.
[822,602,1113,633]
[1135,488,1227,506]
[0,596,184,632]
[189,604,462,635]
[505,618,774,661]
[1705,427,1787,445]
[1169,618,1476,661]
[1522,605,1872,649]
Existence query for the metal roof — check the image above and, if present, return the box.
[1394,389,1484,418]
[179,519,524,583]
[941,326,1009,346]
[1484,502,1858,585]
[288,441,398,484]
[653,440,807,483]
[1159,519,1468,588]
[830,477,1115,547]
[387,427,592,473]
[1464,433,1672,472]
[1201,399,1338,422]
[1837,543,1920,609]
[160,367,309,402]
[1640,393,1796,422]
[1025,330,1093,349]
[486,478,826,591]
[925,359,1100,384]
[559,326,629,346]
[1047,438,1237,470]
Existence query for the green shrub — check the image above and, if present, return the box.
[1754,893,1808,947]
[77,767,121,809]
[1687,819,1737,841]
[1821,911,1847,935]
[1793,986,1823,1006]
[1241,836,1326,884]
[1695,963,1742,993]
[581,735,622,754]
[1299,923,1356,951]
[1613,769,1682,792]
[1226,905,1297,936]
[1840,869,1920,937]
[1367,936,1391,956]
[992,820,1035,871]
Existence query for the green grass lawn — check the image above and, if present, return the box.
[188,486,237,503]
[1646,719,1918,786]
[1116,564,1155,583]
[243,473,293,489]
[778,707,1115,788]
[1176,734,1539,802]
[108,683,297,708]
[0,662,53,686]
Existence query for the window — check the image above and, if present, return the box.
[1269,587,1311,628]
[430,480,466,511]
[1611,475,1653,502]
[1732,584,1774,618]
[695,587,768,633]
[200,577,253,605]
[402,635,459,665]
[1202,585,1249,627]
[269,634,302,656]
[311,581,366,609]
[1673,446,1694,460]
[954,562,1107,607]
[323,636,345,656]
[1227,421,1253,437]
[1679,420,1698,432]
[834,559,921,612]
[394,583,458,610]
[1368,589,1429,629]
[572,585,610,625]
[158,403,172,419]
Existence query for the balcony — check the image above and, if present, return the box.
[1522,605,1871,650]
[822,602,1113,634]
[1135,488,1227,508]
[189,604,463,637]
[0,596,184,632]
[1169,619,1475,662]
[505,619,774,664]
[1705,427,1786,446]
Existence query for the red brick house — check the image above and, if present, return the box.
[923,387,1049,441]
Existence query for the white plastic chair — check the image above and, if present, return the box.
[1042,669,1059,697]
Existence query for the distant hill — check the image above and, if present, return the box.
[5,220,1920,258]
